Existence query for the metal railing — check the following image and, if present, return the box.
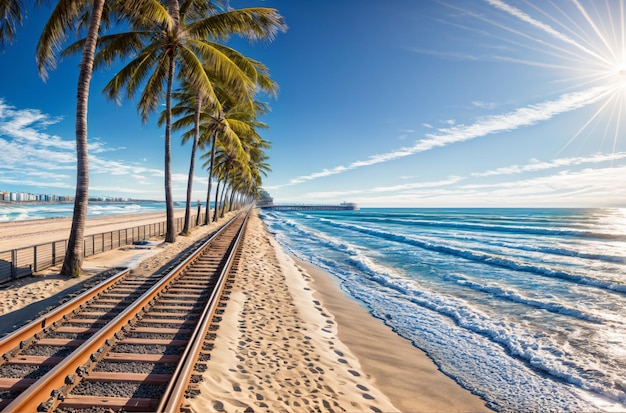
[0,212,206,284]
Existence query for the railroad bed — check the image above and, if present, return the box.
[0,209,250,412]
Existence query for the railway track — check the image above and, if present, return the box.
[0,209,250,412]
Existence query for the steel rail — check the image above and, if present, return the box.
[158,207,251,412]
[0,267,130,357]
[1,211,244,413]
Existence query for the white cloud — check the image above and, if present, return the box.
[0,99,174,198]
[289,151,626,207]
[341,165,626,207]
[471,152,626,177]
[472,100,497,110]
[275,85,610,188]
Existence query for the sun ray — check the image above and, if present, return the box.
[522,0,603,55]
[607,0,626,63]
[487,0,614,66]
[572,0,619,63]
[557,88,618,155]
[445,1,604,68]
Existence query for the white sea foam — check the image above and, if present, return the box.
[261,208,626,412]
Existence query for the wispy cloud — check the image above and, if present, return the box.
[471,100,497,110]
[334,165,626,207]
[290,151,625,205]
[472,152,626,177]
[270,85,610,189]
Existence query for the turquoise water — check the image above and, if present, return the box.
[260,208,626,412]
[0,201,206,221]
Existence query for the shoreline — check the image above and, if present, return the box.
[296,257,492,412]
[0,209,492,412]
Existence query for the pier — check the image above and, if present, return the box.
[258,202,359,211]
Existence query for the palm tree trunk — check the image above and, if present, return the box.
[219,181,229,218]
[204,133,216,225]
[164,52,176,243]
[218,170,230,219]
[61,0,105,277]
[212,179,221,222]
[228,189,236,212]
[163,0,181,243]
[182,93,202,234]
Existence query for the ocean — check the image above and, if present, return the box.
[259,208,626,413]
[0,201,197,222]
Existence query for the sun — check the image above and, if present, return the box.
[618,69,626,87]
[484,0,626,149]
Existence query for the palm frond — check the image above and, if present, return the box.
[111,0,172,30]
[102,42,159,104]
[36,0,84,79]
[0,0,23,50]
[188,8,287,42]
[137,52,169,121]
[86,31,148,70]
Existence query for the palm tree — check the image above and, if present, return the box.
[199,98,268,221]
[36,0,109,277]
[225,128,271,214]
[207,135,249,220]
[169,52,277,232]
[206,109,271,219]
[94,0,285,242]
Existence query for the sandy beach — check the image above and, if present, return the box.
[0,209,491,412]
[0,208,189,251]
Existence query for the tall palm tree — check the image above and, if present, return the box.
[199,98,268,221]
[207,136,249,220]
[36,0,109,277]
[169,52,277,232]
[94,0,285,242]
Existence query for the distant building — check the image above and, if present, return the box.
[0,190,76,203]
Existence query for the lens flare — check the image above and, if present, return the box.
[444,0,626,152]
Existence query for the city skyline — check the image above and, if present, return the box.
[0,189,137,203]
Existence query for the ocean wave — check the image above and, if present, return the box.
[350,215,626,240]
[261,210,626,410]
[274,224,624,407]
[318,218,626,294]
[316,243,625,406]
[369,279,626,406]
[443,272,603,322]
[341,279,615,412]
[451,233,626,265]
[0,202,162,222]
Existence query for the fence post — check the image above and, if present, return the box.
[52,242,56,266]
[11,249,17,280]
[33,245,38,273]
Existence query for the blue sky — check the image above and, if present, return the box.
[1,0,626,207]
